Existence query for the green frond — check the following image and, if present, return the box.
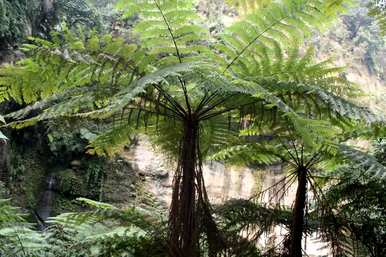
[0,199,50,257]
[0,199,25,225]
[209,143,280,165]
[338,144,386,180]
[235,79,342,149]
[87,123,134,156]
[117,0,212,66]
[0,30,142,104]
[226,0,272,15]
[218,0,348,73]
[215,199,291,243]
[32,197,167,257]
[368,1,386,35]
[0,226,50,257]
[77,61,206,120]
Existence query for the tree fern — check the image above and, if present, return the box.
[0,1,377,256]
[320,165,386,257]
[210,113,386,256]
[338,144,386,180]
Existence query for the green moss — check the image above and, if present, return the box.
[8,145,46,209]
[52,195,85,215]
[55,169,88,197]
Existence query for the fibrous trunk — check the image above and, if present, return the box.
[169,119,200,257]
[168,119,222,257]
[289,167,308,257]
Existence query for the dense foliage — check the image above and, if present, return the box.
[0,0,385,257]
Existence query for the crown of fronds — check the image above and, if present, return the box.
[216,0,384,133]
[1,0,382,160]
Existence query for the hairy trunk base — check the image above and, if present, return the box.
[289,167,308,257]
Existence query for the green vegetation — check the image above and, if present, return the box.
[0,0,385,257]
[369,0,386,35]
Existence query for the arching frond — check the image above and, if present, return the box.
[0,30,142,104]
[338,144,386,180]
[218,0,348,73]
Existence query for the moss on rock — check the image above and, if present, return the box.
[55,169,88,197]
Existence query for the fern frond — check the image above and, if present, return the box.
[0,30,142,104]
[117,0,212,66]
[218,0,348,73]
[209,142,280,165]
[0,199,25,225]
[338,144,386,180]
[87,123,135,156]
[368,0,386,35]
[226,0,272,15]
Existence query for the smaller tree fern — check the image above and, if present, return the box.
[212,120,386,257]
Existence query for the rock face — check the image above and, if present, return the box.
[55,169,88,197]
[0,50,24,64]
[102,157,139,206]
[122,136,260,205]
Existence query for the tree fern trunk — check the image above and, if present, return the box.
[169,119,200,257]
[36,0,55,36]
[289,167,307,257]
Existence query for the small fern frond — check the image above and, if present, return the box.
[209,143,280,166]
[87,123,135,156]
